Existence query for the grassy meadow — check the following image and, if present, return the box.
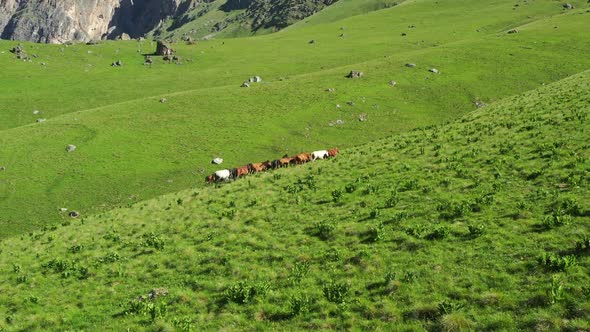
[0,68,588,331]
[1,0,590,238]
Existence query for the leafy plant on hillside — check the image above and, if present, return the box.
[323,280,349,304]
[548,275,565,304]
[141,232,166,250]
[537,253,577,272]
[542,210,572,229]
[438,300,465,315]
[575,236,590,253]
[314,222,336,240]
[467,224,486,238]
[331,189,343,203]
[125,299,167,322]
[425,226,449,240]
[437,200,471,220]
[366,222,385,243]
[224,280,270,304]
[289,261,310,285]
[289,293,313,316]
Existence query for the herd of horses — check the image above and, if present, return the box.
[206,147,339,183]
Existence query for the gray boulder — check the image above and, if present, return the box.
[429,68,439,74]
[212,158,223,165]
[347,70,364,79]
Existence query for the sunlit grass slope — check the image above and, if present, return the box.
[0,69,588,331]
[1,0,590,238]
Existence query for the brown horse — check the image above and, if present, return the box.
[236,166,249,178]
[293,153,312,165]
[328,147,339,158]
[279,157,293,167]
[248,162,266,173]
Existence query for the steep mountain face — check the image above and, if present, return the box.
[0,0,338,43]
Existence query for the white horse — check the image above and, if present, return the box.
[311,150,329,161]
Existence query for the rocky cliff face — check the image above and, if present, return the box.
[0,0,195,43]
[0,0,337,43]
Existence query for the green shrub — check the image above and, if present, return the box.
[575,236,590,253]
[289,294,312,316]
[142,232,166,250]
[537,253,577,272]
[549,275,565,304]
[384,192,399,208]
[426,226,449,240]
[331,189,343,203]
[542,210,572,228]
[468,224,486,237]
[323,280,349,304]
[345,183,356,193]
[97,252,120,264]
[172,316,194,332]
[369,209,380,219]
[290,261,310,285]
[68,245,84,254]
[367,223,385,242]
[224,281,269,304]
[314,222,335,240]
[438,300,464,315]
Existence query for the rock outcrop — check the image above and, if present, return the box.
[0,0,190,43]
[0,0,339,44]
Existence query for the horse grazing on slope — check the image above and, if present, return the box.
[311,150,329,160]
[248,162,267,173]
[293,153,312,165]
[206,169,232,183]
[328,147,339,158]
[236,166,249,178]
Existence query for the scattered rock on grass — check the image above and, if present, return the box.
[241,82,250,88]
[359,113,368,122]
[429,68,439,74]
[160,98,167,103]
[405,63,416,68]
[212,158,223,165]
[68,211,80,218]
[389,80,397,86]
[507,29,519,34]
[347,70,364,79]
[0,166,5,171]
[474,101,488,108]
[563,3,574,9]
[33,110,40,115]
[36,118,46,123]
[111,60,122,67]
[66,144,77,152]
[149,288,169,300]
[248,76,262,83]
[326,88,335,93]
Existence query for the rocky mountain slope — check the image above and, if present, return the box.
[0,0,338,43]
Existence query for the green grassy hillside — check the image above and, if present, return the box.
[1,0,590,239]
[0,69,588,331]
